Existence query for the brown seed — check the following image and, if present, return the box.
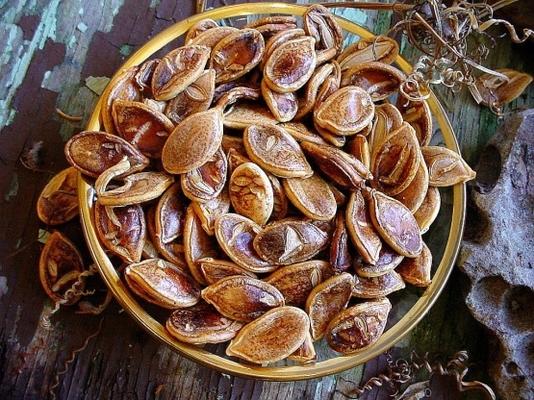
[354,245,404,278]
[329,183,347,206]
[267,173,288,221]
[295,62,335,120]
[221,135,247,156]
[94,202,145,263]
[210,29,265,83]
[352,270,405,298]
[223,102,278,129]
[314,86,375,136]
[214,213,276,273]
[162,108,224,174]
[261,79,298,122]
[134,59,160,97]
[368,103,404,152]
[154,183,186,244]
[190,26,239,49]
[397,242,432,287]
[183,205,218,285]
[264,36,317,93]
[253,219,330,265]
[142,239,159,259]
[306,272,354,340]
[474,68,533,110]
[191,187,231,236]
[279,122,327,145]
[367,189,423,258]
[262,28,305,70]
[347,134,371,170]
[414,186,441,234]
[283,174,337,221]
[165,69,215,125]
[229,162,274,225]
[393,161,429,213]
[65,131,149,178]
[202,276,285,322]
[146,206,187,268]
[422,146,476,187]
[314,122,346,147]
[100,66,141,135]
[216,85,262,113]
[288,331,316,363]
[300,141,372,188]
[265,260,328,306]
[152,45,210,101]
[245,16,298,40]
[166,302,243,345]
[303,4,343,54]
[330,212,352,273]
[243,124,313,178]
[112,100,175,158]
[325,298,391,354]
[199,258,257,285]
[37,167,78,225]
[181,147,227,203]
[226,306,309,364]
[396,95,433,146]
[346,189,382,265]
[125,258,200,309]
[184,18,219,43]
[39,231,85,304]
[338,35,399,69]
[315,69,341,112]
[371,122,422,196]
[341,62,405,101]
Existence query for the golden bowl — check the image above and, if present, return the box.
[78,2,466,381]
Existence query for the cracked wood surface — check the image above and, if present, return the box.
[0,1,533,399]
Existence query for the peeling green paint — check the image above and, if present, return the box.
[4,173,19,202]
[120,44,134,57]
[85,76,110,96]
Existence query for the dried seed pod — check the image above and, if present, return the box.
[326,298,391,354]
[329,183,347,206]
[39,231,85,304]
[300,141,372,188]
[210,29,265,83]
[155,183,186,244]
[152,45,210,100]
[183,205,218,285]
[315,62,341,110]
[143,98,167,113]
[330,212,352,273]
[341,62,405,102]
[226,147,250,175]
[338,35,399,70]
[165,69,215,125]
[267,173,288,221]
[65,131,149,178]
[37,167,78,225]
[397,242,432,287]
[368,103,404,152]
[367,189,423,258]
[306,272,354,340]
[262,28,305,70]
[226,306,309,364]
[166,302,243,345]
[396,96,433,146]
[229,162,273,225]
[191,187,231,236]
[352,271,405,298]
[223,102,278,129]
[125,258,200,309]
[146,206,187,268]
[185,18,219,43]
[354,245,404,278]
[279,122,327,145]
[265,260,327,307]
[214,213,276,273]
[422,146,476,187]
[347,134,371,170]
[112,100,175,158]
[135,59,160,97]
[283,174,337,221]
[162,108,224,174]
[245,16,298,40]
[346,189,382,265]
[261,79,298,122]
[264,36,317,93]
[181,147,227,203]
[190,26,239,49]
[288,331,316,363]
[314,121,347,147]
[94,202,145,263]
[314,86,375,136]
[295,62,335,120]
[474,68,533,110]
[217,85,262,113]
[393,162,429,213]
[202,276,285,322]
[303,4,343,54]
[243,124,313,178]
[372,122,422,196]
[100,66,141,135]
[253,219,330,266]
[199,258,257,285]
[414,186,441,234]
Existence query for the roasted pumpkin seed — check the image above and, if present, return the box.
[337,35,399,69]
[354,245,404,278]
[37,167,79,225]
[191,187,230,236]
[396,242,432,287]
[341,62,405,101]
[330,212,352,273]
[303,4,343,54]
[261,79,298,122]
[283,174,337,221]
[352,270,405,298]
[422,146,476,187]
[199,258,257,285]
[181,147,227,203]
[414,186,441,234]
[154,183,186,244]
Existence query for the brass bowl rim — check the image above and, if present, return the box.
[78,2,466,381]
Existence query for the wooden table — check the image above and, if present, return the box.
[1,1,533,399]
